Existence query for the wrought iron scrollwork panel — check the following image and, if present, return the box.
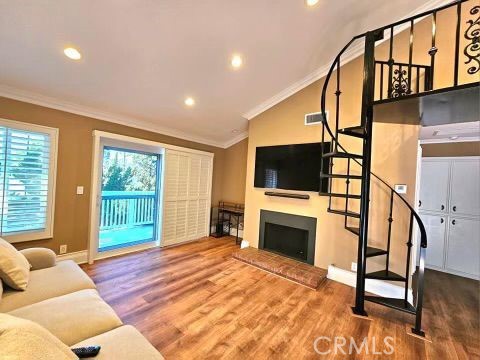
[465,6,480,75]
[391,68,411,98]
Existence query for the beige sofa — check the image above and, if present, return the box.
[0,248,164,359]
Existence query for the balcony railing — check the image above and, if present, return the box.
[100,191,155,231]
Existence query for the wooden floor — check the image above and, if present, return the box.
[83,237,479,359]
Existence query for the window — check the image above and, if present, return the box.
[0,119,58,242]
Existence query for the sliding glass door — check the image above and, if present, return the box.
[98,147,161,252]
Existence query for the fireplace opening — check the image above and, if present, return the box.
[264,222,308,262]
[259,210,316,265]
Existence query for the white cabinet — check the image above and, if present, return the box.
[450,160,480,217]
[421,213,447,269]
[419,160,450,213]
[162,149,213,246]
[446,217,480,277]
[419,157,480,279]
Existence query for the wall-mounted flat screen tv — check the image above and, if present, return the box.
[254,142,331,192]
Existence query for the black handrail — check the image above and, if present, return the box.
[320,36,427,249]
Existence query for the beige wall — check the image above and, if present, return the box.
[221,137,248,204]
[241,7,478,271]
[422,141,480,157]
[0,96,228,253]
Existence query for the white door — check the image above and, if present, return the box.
[450,159,480,217]
[421,213,447,269]
[419,160,450,213]
[446,217,480,278]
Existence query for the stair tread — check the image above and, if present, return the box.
[319,192,361,199]
[346,226,360,235]
[320,173,363,179]
[366,246,388,257]
[365,296,416,315]
[327,208,361,218]
[322,151,364,159]
[338,126,367,138]
[365,269,406,281]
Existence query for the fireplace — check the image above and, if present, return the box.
[259,210,316,265]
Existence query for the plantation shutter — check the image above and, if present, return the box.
[162,149,212,246]
[0,126,52,237]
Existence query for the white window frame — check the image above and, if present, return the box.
[0,118,59,243]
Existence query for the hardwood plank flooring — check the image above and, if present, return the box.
[83,237,479,359]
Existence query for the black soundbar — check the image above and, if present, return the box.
[264,191,310,200]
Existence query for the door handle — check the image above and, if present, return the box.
[452,219,456,225]
[419,200,422,207]
[440,218,444,224]
[452,206,457,212]
[441,205,445,210]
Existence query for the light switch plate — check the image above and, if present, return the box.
[76,186,84,195]
[394,184,407,194]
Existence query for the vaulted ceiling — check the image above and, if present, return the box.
[0,0,445,147]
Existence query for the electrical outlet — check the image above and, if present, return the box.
[76,186,84,195]
[351,262,357,272]
[59,245,67,254]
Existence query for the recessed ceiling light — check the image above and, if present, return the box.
[305,0,319,7]
[64,47,82,60]
[231,54,243,69]
[232,129,239,134]
[184,97,195,107]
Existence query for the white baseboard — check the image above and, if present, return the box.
[57,250,88,265]
[327,265,413,303]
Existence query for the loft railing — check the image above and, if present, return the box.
[100,191,155,231]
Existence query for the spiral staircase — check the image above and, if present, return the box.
[318,0,479,336]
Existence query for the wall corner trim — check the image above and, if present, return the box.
[327,265,413,303]
[57,250,88,265]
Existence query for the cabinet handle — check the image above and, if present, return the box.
[419,200,422,207]
[441,205,445,210]
[440,218,444,224]
[452,219,456,225]
[452,206,457,212]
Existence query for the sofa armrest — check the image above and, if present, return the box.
[19,248,57,270]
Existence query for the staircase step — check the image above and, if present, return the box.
[319,192,361,199]
[366,246,388,257]
[320,173,363,180]
[338,126,367,139]
[322,151,364,160]
[346,226,360,235]
[365,270,406,282]
[365,296,416,315]
[327,208,361,218]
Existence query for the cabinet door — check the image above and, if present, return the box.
[419,160,450,213]
[446,217,480,277]
[421,213,447,269]
[450,160,480,217]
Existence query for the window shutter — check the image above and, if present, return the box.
[0,127,51,235]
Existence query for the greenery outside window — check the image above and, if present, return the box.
[0,118,58,243]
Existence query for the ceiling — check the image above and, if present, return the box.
[0,0,446,148]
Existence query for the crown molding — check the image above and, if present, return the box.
[420,137,480,144]
[243,0,452,121]
[0,84,236,148]
[223,130,249,148]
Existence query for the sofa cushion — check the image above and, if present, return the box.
[0,313,77,360]
[73,325,164,360]
[0,237,30,290]
[9,289,123,346]
[0,260,95,312]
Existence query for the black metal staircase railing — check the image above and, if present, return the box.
[318,0,479,337]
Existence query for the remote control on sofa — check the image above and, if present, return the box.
[71,346,101,358]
